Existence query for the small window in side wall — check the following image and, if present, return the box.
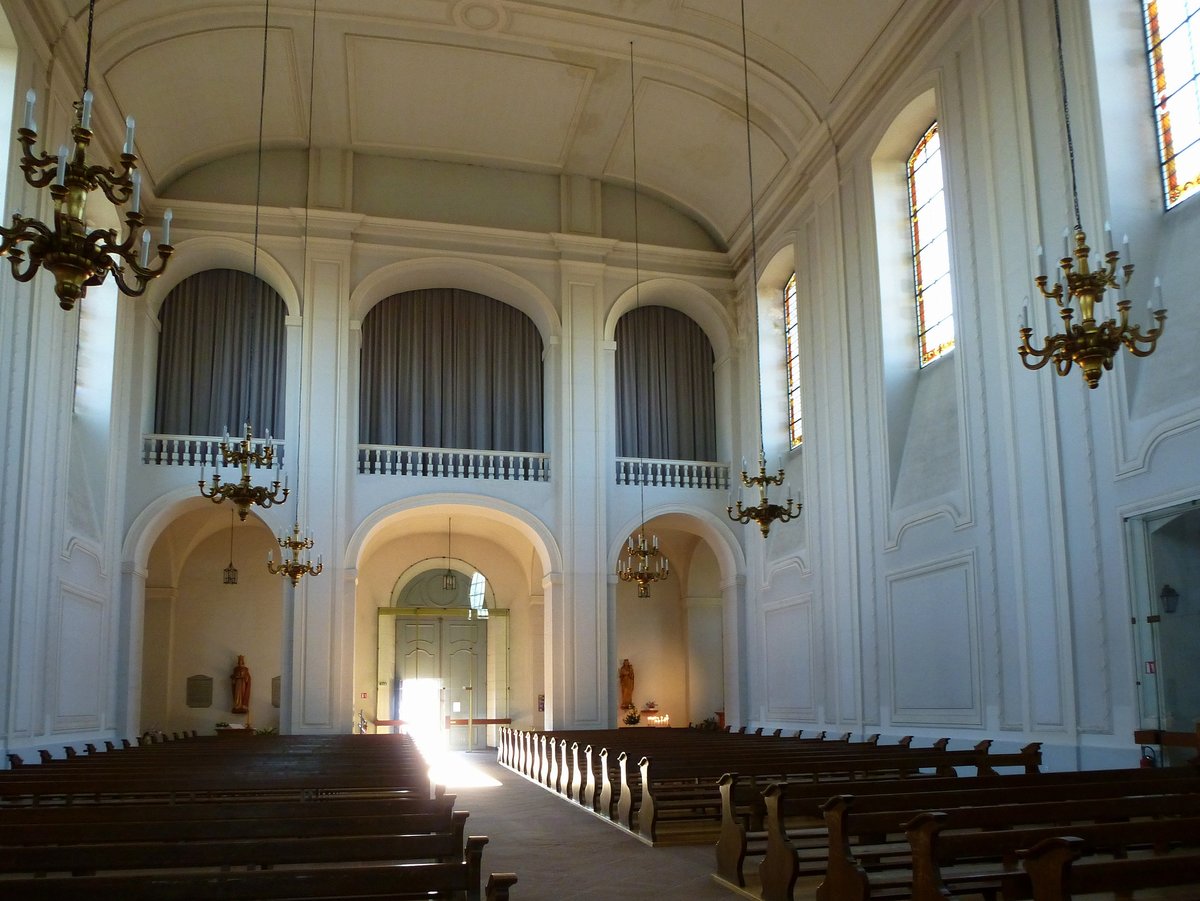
[783,272,803,447]
[907,121,955,367]
[1145,0,1200,209]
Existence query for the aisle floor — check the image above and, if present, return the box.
[437,750,738,900]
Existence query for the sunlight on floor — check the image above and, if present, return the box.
[420,744,503,789]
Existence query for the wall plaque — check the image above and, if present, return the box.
[271,675,281,708]
[186,675,213,708]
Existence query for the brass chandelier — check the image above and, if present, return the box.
[0,0,172,310]
[729,450,799,538]
[725,0,800,539]
[615,42,670,599]
[1017,0,1165,388]
[617,530,670,599]
[198,424,289,521]
[268,520,323,587]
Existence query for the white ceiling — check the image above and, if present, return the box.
[35,0,929,246]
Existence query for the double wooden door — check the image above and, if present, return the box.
[394,615,487,750]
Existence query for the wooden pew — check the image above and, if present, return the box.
[1,864,518,900]
[0,814,473,875]
[635,740,1040,842]
[716,758,1197,890]
[1020,834,1200,900]
[810,785,1200,901]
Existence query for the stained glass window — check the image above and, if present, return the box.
[1145,1,1200,208]
[783,272,803,447]
[908,122,955,367]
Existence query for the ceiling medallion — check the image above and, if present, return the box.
[454,1,506,32]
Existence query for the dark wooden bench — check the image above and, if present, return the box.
[1020,833,1200,900]
[0,863,518,900]
[810,785,1200,901]
[635,740,1039,843]
[909,809,1200,901]
[716,754,1197,890]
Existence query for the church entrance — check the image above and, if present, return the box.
[391,613,487,750]
[376,566,509,751]
[1127,498,1200,764]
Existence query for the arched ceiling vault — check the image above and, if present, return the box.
[35,0,936,248]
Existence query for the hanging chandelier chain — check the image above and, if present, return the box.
[739,0,765,457]
[1051,0,1082,230]
[82,0,96,94]
[252,0,270,281]
[725,0,801,538]
[628,41,647,534]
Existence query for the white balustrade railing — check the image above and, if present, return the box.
[142,434,285,468]
[616,457,729,489]
[358,445,550,481]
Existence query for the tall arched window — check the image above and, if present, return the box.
[154,269,287,436]
[1145,0,1200,208]
[359,289,544,451]
[615,305,716,461]
[908,121,955,366]
[783,272,802,447]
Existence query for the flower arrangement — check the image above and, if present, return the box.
[623,710,641,726]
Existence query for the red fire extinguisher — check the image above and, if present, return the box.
[1140,745,1158,768]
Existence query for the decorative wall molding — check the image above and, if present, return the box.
[885,551,982,726]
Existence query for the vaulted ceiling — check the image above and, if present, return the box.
[24,0,939,248]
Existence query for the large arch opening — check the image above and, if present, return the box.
[139,503,283,736]
[350,500,556,750]
[611,509,744,729]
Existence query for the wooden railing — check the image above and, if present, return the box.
[142,434,285,467]
[357,445,550,481]
[615,457,729,489]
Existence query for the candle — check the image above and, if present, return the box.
[55,146,67,185]
[741,456,747,472]
[161,208,172,246]
[1103,220,1113,255]
[199,466,206,485]
[140,230,151,267]
[1062,227,1070,260]
[1123,234,1132,268]
[23,88,35,131]
[224,424,230,441]
[123,115,135,154]
[131,170,141,213]
[1035,244,1045,276]
[1153,276,1163,311]
[786,481,793,499]
[80,89,93,129]
[1021,303,1029,331]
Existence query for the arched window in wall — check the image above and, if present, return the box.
[1144,0,1200,208]
[615,305,716,461]
[359,289,544,451]
[154,269,287,437]
[908,122,955,366]
[783,272,803,447]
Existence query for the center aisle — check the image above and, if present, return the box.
[441,749,735,900]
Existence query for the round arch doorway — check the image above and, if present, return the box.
[377,560,510,751]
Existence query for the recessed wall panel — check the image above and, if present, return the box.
[888,555,982,725]
[763,597,816,720]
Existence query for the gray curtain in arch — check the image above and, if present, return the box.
[359,289,544,451]
[616,305,716,461]
[154,269,287,436]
